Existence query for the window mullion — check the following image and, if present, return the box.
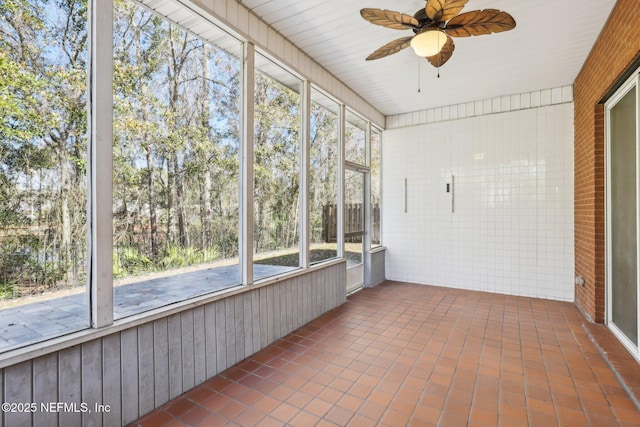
[337,104,345,259]
[88,0,114,328]
[364,122,372,255]
[240,42,255,285]
[300,80,311,268]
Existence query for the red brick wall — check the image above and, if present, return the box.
[574,0,640,322]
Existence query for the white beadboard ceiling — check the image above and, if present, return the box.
[235,0,617,117]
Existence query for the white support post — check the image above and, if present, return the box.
[240,42,255,285]
[337,104,345,259]
[88,0,113,328]
[300,80,311,268]
[375,126,383,247]
[364,122,372,255]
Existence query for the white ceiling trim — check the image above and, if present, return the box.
[386,85,574,130]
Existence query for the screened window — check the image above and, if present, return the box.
[345,110,366,166]
[0,0,88,350]
[309,89,339,264]
[112,0,242,318]
[0,0,382,353]
[253,54,302,280]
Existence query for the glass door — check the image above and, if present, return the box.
[606,70,640,360]
[345,168,365,293]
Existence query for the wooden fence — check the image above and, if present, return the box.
[322,203,380,243]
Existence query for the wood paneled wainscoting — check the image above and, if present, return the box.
[0,260,346,427]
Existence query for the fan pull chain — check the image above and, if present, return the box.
[437,31,441,78]
[417,59,421,93]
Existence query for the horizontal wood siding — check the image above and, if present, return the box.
[0,262,345,427]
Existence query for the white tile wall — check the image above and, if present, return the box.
[382,103,575,301]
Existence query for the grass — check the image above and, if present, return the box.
[255,248,361,267]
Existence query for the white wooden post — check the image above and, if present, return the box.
[88,0,113,328]
[337,104,345,259]
[300,80,311,268]
[240,42,255,285]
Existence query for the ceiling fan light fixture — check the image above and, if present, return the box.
[360,4,516,67]
[410,30,446,57]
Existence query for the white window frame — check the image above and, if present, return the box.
[88,0,114,328]
[1,0,383,360]
[370,125,383,248]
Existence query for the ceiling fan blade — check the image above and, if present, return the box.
[445,9,516,37]
[425,0,469,22]
[425,34,455,67]
[360,8,419,30]
[366,36,414,60]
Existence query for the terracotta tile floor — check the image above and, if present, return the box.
[130,281,640,426]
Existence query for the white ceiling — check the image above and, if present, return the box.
[236,0,617,116]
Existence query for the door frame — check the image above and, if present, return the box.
[345,163,368,294]
[605,67,640,361]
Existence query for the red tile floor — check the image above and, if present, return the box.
[130,281,640,426]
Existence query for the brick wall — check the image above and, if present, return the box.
[574,0,640,322]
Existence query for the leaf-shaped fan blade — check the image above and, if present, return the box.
[366,36,414,60]
[360,8,419,30]
[425,35,455,67]
[445,9,516,37]
[425,0,469,22]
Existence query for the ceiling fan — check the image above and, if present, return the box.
[360,0,516,68]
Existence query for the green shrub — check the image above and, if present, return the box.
[157,244,220,269]
[113,246,154,278]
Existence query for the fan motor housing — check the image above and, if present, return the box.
[412,9,444,33]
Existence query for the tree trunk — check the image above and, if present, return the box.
[145,146,158,258]
[166,155,174,244]
[53,133,72,287]
[201,172,212,248]
[174,155,187,247]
